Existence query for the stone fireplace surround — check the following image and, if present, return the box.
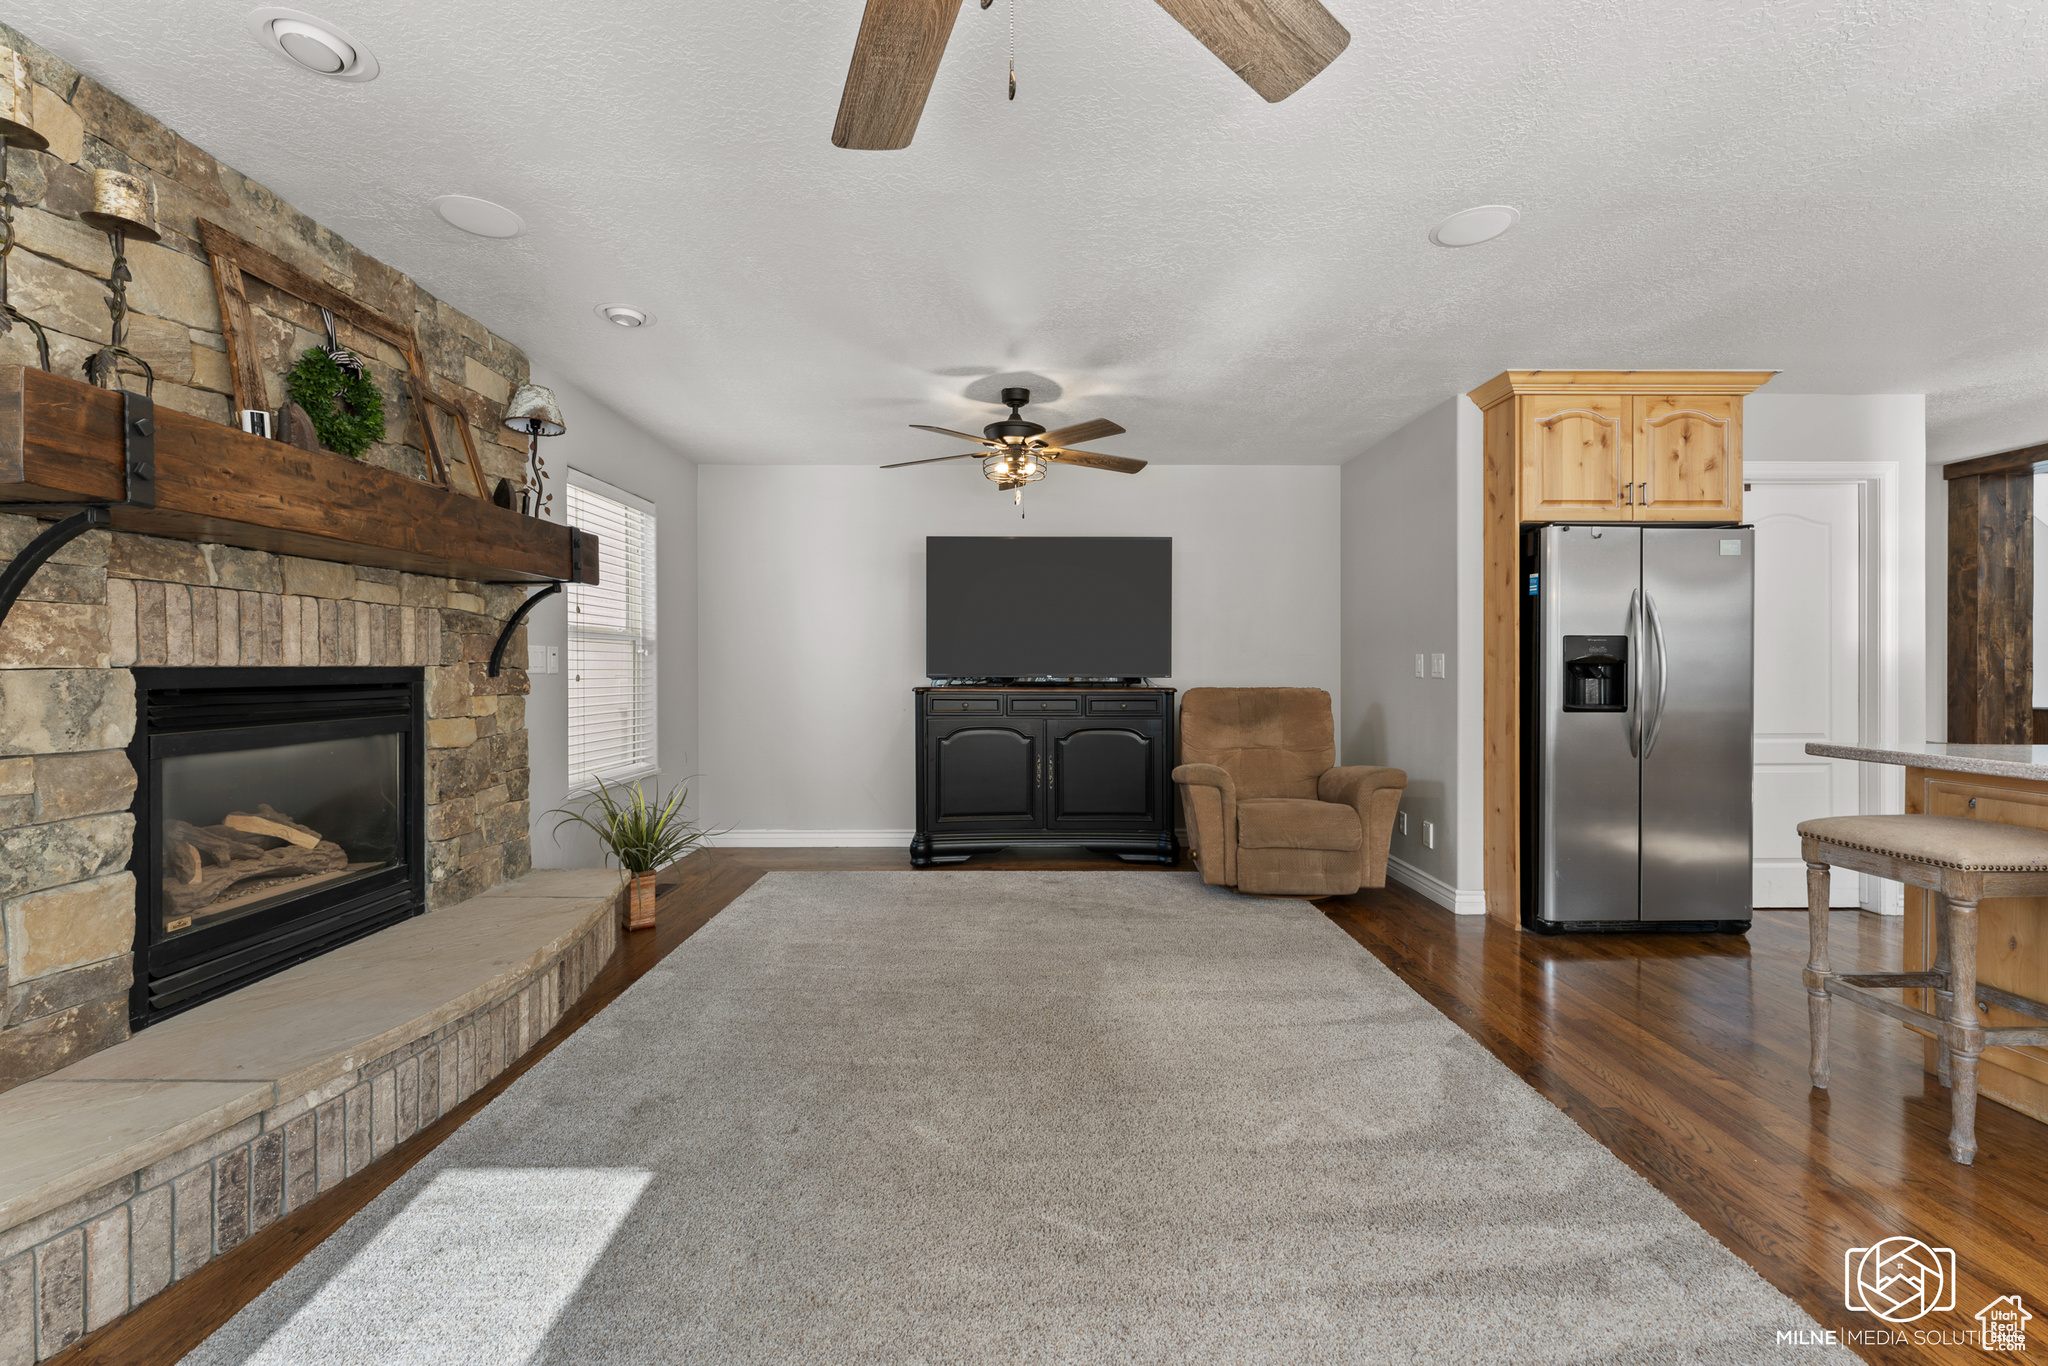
[0,520,635,1361]
[0,11,569,1093]
[0,521,540,1092]
[0,20,640,1358]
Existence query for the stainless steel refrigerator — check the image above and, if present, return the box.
[1521,524,1754,932]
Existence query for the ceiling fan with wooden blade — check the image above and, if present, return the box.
[879,450,986,468]
[882,387,1144,514]
[831,0,1351,150]
[1043,448,1146,473]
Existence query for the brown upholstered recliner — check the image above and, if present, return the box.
[1172,688,1407,897]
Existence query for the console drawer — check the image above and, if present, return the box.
[1009,696,1080,715]
[927,696,1001,715]
[1087,696,1161,716]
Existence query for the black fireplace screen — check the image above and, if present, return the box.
[129,668,427,1028]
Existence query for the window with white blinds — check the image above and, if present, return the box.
[566,472,657,790]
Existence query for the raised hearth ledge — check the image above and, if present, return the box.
[1805,741,2048,783]
[0,867,623,1244]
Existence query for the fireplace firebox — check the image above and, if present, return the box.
[126,668,427,1029]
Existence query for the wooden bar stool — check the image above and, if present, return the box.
[1800,813,2048,1164]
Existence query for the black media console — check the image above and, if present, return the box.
[910,687,1179,866]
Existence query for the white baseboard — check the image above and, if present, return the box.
[706,830,915,848]
[1386,856,1487,916]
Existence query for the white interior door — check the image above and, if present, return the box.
[1751,482,1863,907]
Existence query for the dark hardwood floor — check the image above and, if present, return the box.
[57,849,2048,1365]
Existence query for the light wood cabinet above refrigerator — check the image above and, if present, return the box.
[1468,371,1775,525]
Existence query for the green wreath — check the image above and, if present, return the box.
[284,348,385,458]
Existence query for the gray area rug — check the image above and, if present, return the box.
[185,872,1852,1365]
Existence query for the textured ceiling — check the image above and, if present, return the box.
[14,1,2047,465]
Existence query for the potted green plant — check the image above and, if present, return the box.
[548,778,713,930]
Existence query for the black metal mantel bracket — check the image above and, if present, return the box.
[0,391,156,636]
[484,525,583,678]
[487,581,560,678]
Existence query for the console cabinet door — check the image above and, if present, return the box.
[1045,719,1162,830]
[1519,393,1631,522]
[1632,394,1741,522]
[926,717,1043,831]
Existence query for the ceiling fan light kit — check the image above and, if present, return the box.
[884,387,1145,517]
[832,0,1350,150]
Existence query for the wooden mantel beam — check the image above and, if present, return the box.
[0,366,592,587]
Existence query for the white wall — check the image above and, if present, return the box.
[1744,394,1929,913]
[1338,398,1486,913]
[696,466,1342,838]
[1745,392,1931,756]
[523,369,700,868]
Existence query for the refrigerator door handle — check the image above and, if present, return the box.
[1643,593,1670,757]
[1626,588,1643,758]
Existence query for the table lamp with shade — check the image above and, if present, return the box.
[502,382,564,518]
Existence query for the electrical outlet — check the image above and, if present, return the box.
[1423,820,1435,849]
[1431,653,1445,679]
[1398,811,1409,836]
[1414,653,1426,678]
[543,645,561,675]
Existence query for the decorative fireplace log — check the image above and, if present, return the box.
[202,823,282,854]
[164,840,348,916]
[165,839,203,884]
[223,805,322,850]
[165,819,239,866]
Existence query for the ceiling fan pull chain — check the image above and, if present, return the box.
[1008,0,1016,100]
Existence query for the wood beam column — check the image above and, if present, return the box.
[1947,469,2033,744]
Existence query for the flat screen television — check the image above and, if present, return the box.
[926,536,1171,680]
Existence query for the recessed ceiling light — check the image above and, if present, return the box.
[433,195,525,239]
[247,8,379,82]
[595,304,654,328]
[1429,204,1520,248]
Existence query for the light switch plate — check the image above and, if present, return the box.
[1423,820,1435,849]
[1431,653,1445,678]
[543,645,561,675]
[1414,654,1426,678]
[1398,811,1409,836]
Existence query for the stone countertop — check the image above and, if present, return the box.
[1805,742,2048,782]
[0,868,622,1236]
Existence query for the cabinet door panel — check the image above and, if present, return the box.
[1633,394,1740,521]
[1519,394,1630,521]
[1047,721,1161,828]
[928,719,1041,828]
